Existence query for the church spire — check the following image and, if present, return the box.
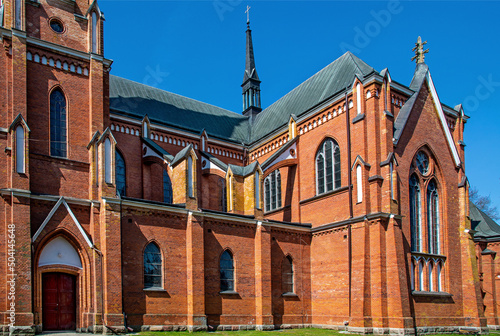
[242,6,262,118]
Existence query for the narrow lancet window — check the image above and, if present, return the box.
[50,89,67,157]
[16,126,25,174]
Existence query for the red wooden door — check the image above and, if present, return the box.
[42,273,76,330]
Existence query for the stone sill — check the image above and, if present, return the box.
[412,290,452,297]
[282,292,298,298]
[219,290,239,295]
[144,287,167,292]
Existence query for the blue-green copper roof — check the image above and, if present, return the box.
[109,75,250,144]
[471,202,500,240]
[249,52,376,143]
[109,52,377,146]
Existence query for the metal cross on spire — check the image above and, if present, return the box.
[411,36,429,64]
[245,5,251,26]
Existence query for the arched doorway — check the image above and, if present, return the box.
[39,236,82,331]
[42,272,76,330]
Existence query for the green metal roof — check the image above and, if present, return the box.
[109,75,250,144]
[249,52,376,143]
[471,202,500,240]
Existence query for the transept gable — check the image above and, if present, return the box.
[393,64,461,168]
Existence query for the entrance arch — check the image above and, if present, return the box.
[38,236,82,331]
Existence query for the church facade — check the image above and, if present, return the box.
[0,0,496,334]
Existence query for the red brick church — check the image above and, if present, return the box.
[1,0,499,334]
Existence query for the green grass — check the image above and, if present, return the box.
[139,329,343,336]
[138,330,498,336]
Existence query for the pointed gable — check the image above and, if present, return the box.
[393,63,461,167]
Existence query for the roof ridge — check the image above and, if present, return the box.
[346,51,375,76]
[256,52,354,122]
[110,75,246,119]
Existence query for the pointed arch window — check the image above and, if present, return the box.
[282,256,294,294]
[255,171,260,208]
[104,138,112,184]
[144,242,162,288]
[50,89,67,157]
[115,150,126,197]
[409,174,421,252]
[16,125,25,174]
[187,156,194,198]
[91,12,98,53]
[163,169,173,204]
[218,178,227,212]
[427,179,440,254]
[264,169,281,212]
[316,138,341,195]
[220,250,234,292]
[356,164,363,203]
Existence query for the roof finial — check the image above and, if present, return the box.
[245,5,251,27]
[411,36,429,64]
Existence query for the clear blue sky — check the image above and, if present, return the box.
[100,0,500,209]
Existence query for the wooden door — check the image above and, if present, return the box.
[42,273,76,330]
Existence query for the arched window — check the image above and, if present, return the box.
[282,256,294,294]
[427,180,439,254]
[316,138,340,195]
[356,83,362,115]
[187,156,193,198]
[16,125,25,174]
[356,165,362,203]
[115,150,126,197]
[144,242,162,288]
[418,259,424,291]
[220,250,234,292]
[255,171,260,208]
[436,261,442,292]
[218,178,227,212]
[91,12,97,53]
[409,174,421,252]
[50,89,67,157]
[163,169,173,204]
[428,261,434,292]
[104,138,111,184]
[264,170,281,212]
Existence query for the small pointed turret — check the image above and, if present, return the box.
[242,6,262,118]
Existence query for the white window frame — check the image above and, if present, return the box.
[16,125,25,174]
[104,138,112,184]
[356,164,362,203]
[356,83,361,115]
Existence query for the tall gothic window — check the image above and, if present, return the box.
[409,174,421,252]
[115,150,126,197]
[16,125,25,174]
[163,170,173,204]
[220,250,234,292]
[264,169,281,212]
[427,179,440,254]
[316,138,341,195]
[144,242,162,288]
[282,256,294,294]
[91,12,98,53]
[255,171,260,208]
[187,156,193,198]
[104,138,111,184]
[218,178,227,212]
[50,89,67,157]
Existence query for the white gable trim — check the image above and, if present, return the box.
[425,72,461,168]
[201,157,225,173]
[263,143,297,173]
[32,197,94,248]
